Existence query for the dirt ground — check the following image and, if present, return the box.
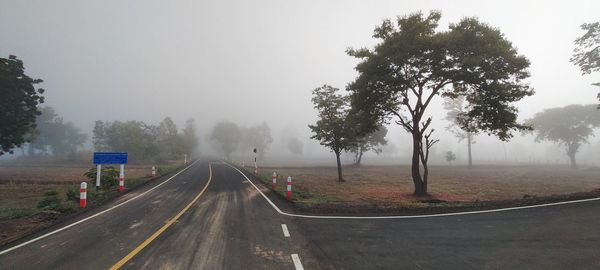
[258,165,600,207]
[0,164,169,246]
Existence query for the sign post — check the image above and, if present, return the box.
[93,152,128,190]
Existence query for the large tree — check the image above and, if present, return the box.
[348,125,388,166]
[571,21,600,105]
[527,104,600,169]
[29,106,87,157]
[210,121,242,160]
[443,96,477,168]
[348,11,533,195]
[0,55,45,155]
[309,84,356,182]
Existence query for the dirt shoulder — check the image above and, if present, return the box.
[0,163,185,247]
[242,164,600,215]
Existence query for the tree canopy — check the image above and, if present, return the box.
[348,125,388,166]
[309,84,356,182]
[527,104,600,169]
[348,11,532,195]
[0,55,45,155]
[93,118,197,162]
[571,21,600,105]
[29,106,87,157]
[210,121,242,160]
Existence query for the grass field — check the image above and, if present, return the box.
[0,163,183,246]
[254,164,600,208]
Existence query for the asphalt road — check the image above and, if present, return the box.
[1,159,600,269]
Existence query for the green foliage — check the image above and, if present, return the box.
[309,84,357,181]
[571,22,600,75]
[571,21,600,105]
[29,106,87,157]
[527,104,600,168]
[66,186,79,203]
[348,125,388,165]
[308,85,356,154]
[242,122,273,160]
[347,11,532,194]
[0,55,45,155]
[84,166,119,189]
[37,191,62,210]
[92,117,197,162]
[210,121,242,160]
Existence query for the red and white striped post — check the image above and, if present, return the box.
[79,182,87,208]
[286,176,292,199]
[151,166,156,177]
[272,172,277,189]
[119,164,125,192]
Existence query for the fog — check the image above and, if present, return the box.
[1,0,599,166]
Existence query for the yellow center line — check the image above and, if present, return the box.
[108,163,213,270]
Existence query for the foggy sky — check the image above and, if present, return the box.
[1,0,599,165]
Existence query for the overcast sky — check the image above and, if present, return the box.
[1,0,599,163]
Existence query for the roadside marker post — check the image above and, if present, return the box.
[151,166,156,177]
[184,154,188,164]
[272,172,277,189]
[79,182,87,208]
[253,148,258,176]
[286,176,293,199]
[119,164,125,192]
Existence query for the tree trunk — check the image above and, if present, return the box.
[568,152,577,169]
[467,133,473,169]
[356,149,363,166]
[335,151,344,182]
[411,131,425,195]
[566,143,579,169]
[28,144,35,157]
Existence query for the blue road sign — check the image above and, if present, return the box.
[93,152,128,164]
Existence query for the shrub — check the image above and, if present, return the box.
[66,186,79,203]
[37,191,62,210]
[84,166,119,189]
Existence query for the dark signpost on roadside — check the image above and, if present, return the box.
[93,152,128,191]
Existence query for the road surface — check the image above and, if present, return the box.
[1,159,599,269]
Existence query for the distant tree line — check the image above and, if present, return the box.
[93,117,198,163]
[210,121,274,160]
[24,106,87,159]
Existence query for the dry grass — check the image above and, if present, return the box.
[257,165,600,207]
[0,165,155,184]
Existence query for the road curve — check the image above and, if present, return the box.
[1,159,599,269]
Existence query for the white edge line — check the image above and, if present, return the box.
[0,160,199,255]
[281,224,290,237]
[222,162,600,220]
[291,254,304,270]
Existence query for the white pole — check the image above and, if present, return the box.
[95,164,101,189]
[119,164,125,192]
[184,154,188,164]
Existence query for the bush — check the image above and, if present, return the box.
[37,191,62,210]
[66,186,79,203]
[84,166,119,190]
